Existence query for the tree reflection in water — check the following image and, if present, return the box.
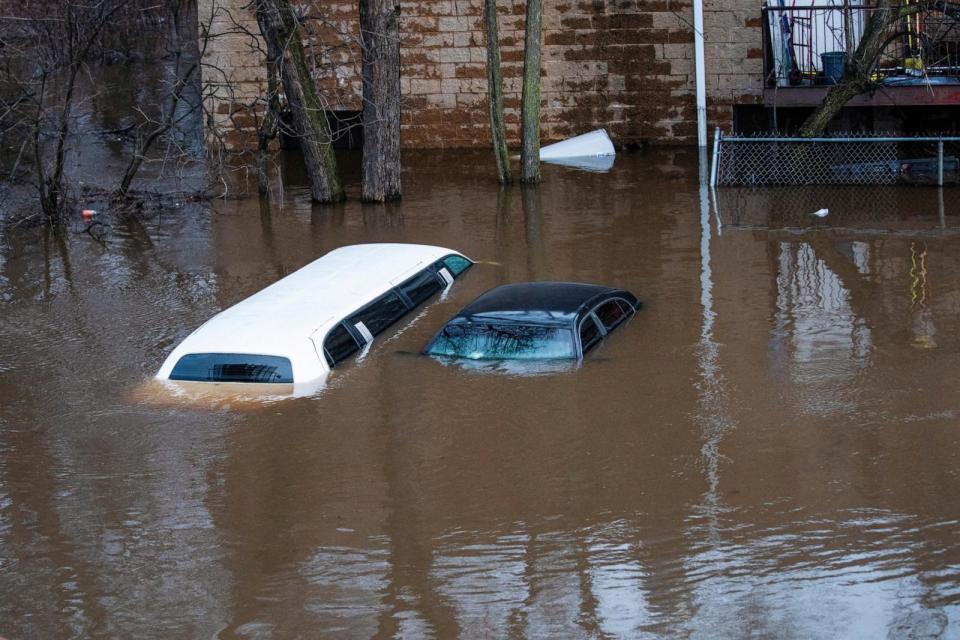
[427,322,576,360]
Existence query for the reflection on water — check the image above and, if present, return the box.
[715,185,960,234]
[136,378,330,406]
[3,150,960,637]
[773,242,873,416]
[541,155,617,173]
[427,355,580,377]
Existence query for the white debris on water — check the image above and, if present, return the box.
[540,129,615,160]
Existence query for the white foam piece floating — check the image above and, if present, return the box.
[812,208,829,218]
[540,129,616,161]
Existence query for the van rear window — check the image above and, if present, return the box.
[170,353,294,383]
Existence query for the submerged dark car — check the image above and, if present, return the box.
[424,282,640,360]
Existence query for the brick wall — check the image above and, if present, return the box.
[704,0,763,131]
[198,0,762,149]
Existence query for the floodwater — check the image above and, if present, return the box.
[2,147,960,639]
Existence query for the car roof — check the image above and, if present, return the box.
[157,243,466,383]
[453,282,627,326]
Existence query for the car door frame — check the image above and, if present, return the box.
[574,295,639,358]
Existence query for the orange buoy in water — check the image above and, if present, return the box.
[81,209,97,220]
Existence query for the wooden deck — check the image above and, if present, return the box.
[763,84,960,107]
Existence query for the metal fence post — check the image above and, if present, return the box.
[938,139,944,187]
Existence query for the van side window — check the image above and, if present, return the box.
[323,324,360,367]
[400,269,442,307]
[579,316,602,354]
[349,291,409,337]
[442,255,472,277]
[594,300,628,331]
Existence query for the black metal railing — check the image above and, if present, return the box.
[763,2,960,87]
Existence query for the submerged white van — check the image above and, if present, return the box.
[156,243,472,389]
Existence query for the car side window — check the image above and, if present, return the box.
[323,324,360,367]
[442,255,472,277]
[399,269,442,307]
[349,291,409,337]
[595,300,628,331]
[579,316,602,354]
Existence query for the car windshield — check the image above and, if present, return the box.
[426,322,576,360]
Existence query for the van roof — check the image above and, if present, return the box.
[156,243,466,384]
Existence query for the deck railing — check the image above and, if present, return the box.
[763,2,960,87]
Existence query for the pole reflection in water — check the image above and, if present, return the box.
[684,149,739,631]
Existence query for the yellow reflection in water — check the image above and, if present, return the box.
[130,377,328,409]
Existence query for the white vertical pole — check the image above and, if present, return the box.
[938,139,944,187]
[693,0,708,148]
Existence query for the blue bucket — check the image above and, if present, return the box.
[821,51,847,85]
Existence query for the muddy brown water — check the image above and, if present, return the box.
[2,150,960,638]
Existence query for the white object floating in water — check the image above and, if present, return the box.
[812,208,830,218]
[540,129,616,160]
[541,155,616,173]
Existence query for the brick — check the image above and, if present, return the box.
[410,79,442,94]
[439,47,471,63]
[201,0,759,149]
[438,16,476,32]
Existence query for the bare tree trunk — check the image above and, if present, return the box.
[256,69,282,195]
[255,0,345,203]
[798,81,865,136]
[800,0,920,135]
[520,0,543,183]
[484,0,511,184]
[31,75,58,221]
[257,21,284,195]
[360,0,402,202]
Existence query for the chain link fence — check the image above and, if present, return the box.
[711,132,960,187]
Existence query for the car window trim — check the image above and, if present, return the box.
[347,289,411,334]
[322,322,362,367]
[575,296,637,356]
[325,264,455,368]
[591,296,638,319]
[594,298,631,332]
[576,313,604,356]
[397,265,446,307]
